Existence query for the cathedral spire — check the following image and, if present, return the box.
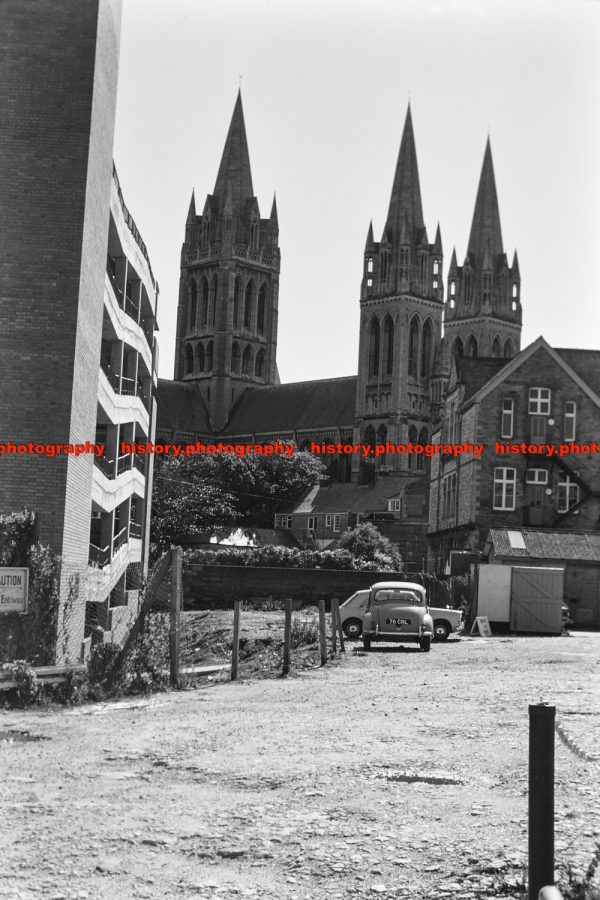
[385,104,424,242]
[213,90,254,215]
[365,220,375,252]
[186,190,196,225]
[467,137,503,263]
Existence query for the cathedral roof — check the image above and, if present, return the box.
[467,138,504,264]
[212,90,254,218]
[455,356,510,400]
[224,376,357,435]
[156,379,212,434]
[385,104,424,243]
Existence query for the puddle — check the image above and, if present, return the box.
[374,768,463,786]
[0,730,48,744]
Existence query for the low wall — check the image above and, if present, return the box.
[183,564,404,608]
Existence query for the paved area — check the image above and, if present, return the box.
[1,631,599,899]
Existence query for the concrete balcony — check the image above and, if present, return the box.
[85,537,143,605]
[98,369,150,433]
[104,274,153,374]
[92,462,145,514]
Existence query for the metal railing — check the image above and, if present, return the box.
[89,542,110,568]
[112,526,128,555]
[133,453,146,475]
[129,521,142,539]
[120,375,136,396]
[117,453,132,476]
[124,293,140,322]
[94,454,115,480]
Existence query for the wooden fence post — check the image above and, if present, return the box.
[169,547,182,688]
[529,703,556,900]
[318,598,327,666]
[331,598,337,654]
[282,598,292,675]
[332,598,345,652]
[231,599,241,681]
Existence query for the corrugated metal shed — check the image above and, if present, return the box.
[486,528,600,562]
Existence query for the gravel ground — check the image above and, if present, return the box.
[1,626,599,900]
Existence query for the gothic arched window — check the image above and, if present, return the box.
[244,281,254,329]
[257,284,267,334]
[231,342,240,374]
[504,338,514,359]
[189,281,197,332]
[195,342,205,373]
[382,316,394,376]
[466,335,478,358]
[200,277,209,327]
[364,425,376,450]
[185,344,194,375]
[453,337,464,360]
[242,345,253,375]
[206,340,213,372]
[408,316,420,378]
[408,425,418,470]
[233,277,241,329]
[210,274,217,326]
[492,336,501,358]
[421,319,433,377]
[255,349,265,379]
[368,318,380,378]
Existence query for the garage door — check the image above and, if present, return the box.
[510,566,564,634]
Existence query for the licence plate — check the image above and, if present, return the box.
[386,617,411,626]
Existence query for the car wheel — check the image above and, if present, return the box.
[420,636,431,652]
[343,618,362,640]
[362,637,371,651]
[433,620,451,642]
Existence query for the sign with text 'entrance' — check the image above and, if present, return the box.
[0,568,29,613]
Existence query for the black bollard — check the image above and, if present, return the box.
[528,703,556,900]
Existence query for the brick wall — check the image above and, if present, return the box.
[0,0,122,660]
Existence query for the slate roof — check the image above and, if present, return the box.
[486,528,600,562]
[156,379,211,434]
[455,357,509,400]
[282,477,425,515]
[224,376,357,435]
[555,349,600,398]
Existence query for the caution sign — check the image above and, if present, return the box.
[470,616,492,637]
[0,568,29,614]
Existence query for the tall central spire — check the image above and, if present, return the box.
[213,90,254,215]
[467,138,503,261]
[385,104,424,240]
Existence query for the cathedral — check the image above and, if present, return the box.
[157,91,522,493]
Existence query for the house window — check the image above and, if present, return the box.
[557,473,579,513]
[564,402,576,442]
[529,387,551,416]
[308,516,316,531]
[526,469,548,485]
[332,514,341,533]
[493,468,517,510]
[325,514,333,528]
[501,399,514,439]
[275,515,292,528]
[442,472,457,518]
[388,499,402,512]
[530,416,546,443]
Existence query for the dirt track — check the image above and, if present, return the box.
[1,628,600,900]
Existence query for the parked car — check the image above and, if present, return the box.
[360,581,435,652]
[340,588,462,641]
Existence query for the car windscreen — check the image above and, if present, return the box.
[373,590,424,604]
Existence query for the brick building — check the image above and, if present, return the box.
[0,0,158,660]
[428,337,600,572]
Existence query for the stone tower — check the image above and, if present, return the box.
[174,91,280,430]
[444,138,522,361]
[353,105,444,480]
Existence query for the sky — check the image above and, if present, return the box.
[113,0,600,385]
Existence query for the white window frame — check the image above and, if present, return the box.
[388,499,401,512]
[557,473,579,514]
[526,469,548,485]
[528,387,551,416]
[325,514,333,528]
[332,514,341,533]
[501,398,514,439]
[564,401,576,442]
[493,467,517,511]
[307,516,316,531]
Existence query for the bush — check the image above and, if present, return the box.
[1,660,42,707]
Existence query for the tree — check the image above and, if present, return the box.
[337,522,403,571]
[150,451,325,559]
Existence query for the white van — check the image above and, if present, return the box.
[339,588,463,641]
